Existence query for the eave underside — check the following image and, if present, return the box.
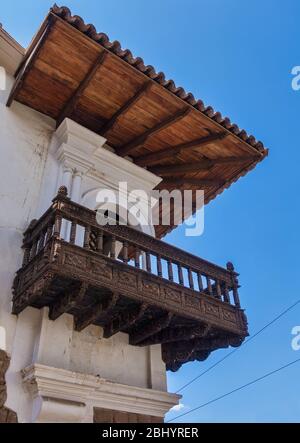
[7,7,268,238]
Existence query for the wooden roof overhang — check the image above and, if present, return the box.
[7,5,268,238]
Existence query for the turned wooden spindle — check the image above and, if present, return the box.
[215,279,222,299]
[167,260,173,281]
[69,221,77,244]
[206,276,213,295]
[227,262,240,308]
[223,283,230,303]
[96,230,103,253]
[145,252,151,272]
[197,272,204,292]
[157,255,162,277]
[37,230,46,253]
[83,226,91,249]
[30,239,38,259]
[53,214,62,237]
[188,268,194,290]
[135,248,140,268]
[123,241,128,263]
[22,245,31,266]
[178,264,184,286]
[45,222,53,243]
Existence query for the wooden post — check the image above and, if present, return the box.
[197,273,204,292]
[83,226,91,249]
[178,264,184,286]
[53,214,62,237]
[227,262,240,308]
[167,260,173,281]
[146,252,151,273]
[70,221,77,244]
[135,248,140,268]
[123,241,128,263]
[97,231,103,253]
[188,268,194,290]
[157,255,162,277]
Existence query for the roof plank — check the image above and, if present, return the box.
[116,107,191,157]
[100,81,153,136]
[151,155,259,176]
[56,49,107,127]
[136,132,228,166]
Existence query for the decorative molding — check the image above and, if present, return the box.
[54,118,161,192]
[22,364,180,422]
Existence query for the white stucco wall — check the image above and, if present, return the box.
[0,72,55,355]
[0,35,173,422]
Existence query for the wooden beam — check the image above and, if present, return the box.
[101,82,152,136]
[116,107,191,157]
[136,132,228,167]
[138,324,210,346]
[56,50,107,127]
[49,282,88,321]
[103,303,148,338]
[156,178,224,188]
[74,292,118,332]
[6,24,52,107]
[150,155,258,176]
[129,312,173,346]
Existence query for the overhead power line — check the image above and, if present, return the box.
[175,298,300,394]
[168,357,300,422]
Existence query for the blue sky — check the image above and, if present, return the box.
[2,0,300,422]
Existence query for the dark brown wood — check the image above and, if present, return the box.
[167,260,173,281]
[101,82,152,135]
[178,264,184,285]
[74,293,119,332]
[162,335,243,371]
[130,312,173,345]
[53,214,62,237]
[6,23,52,107]
[83,226,91,249]
[96,231,103,253]
[12,190,248,371]
[151,155,258,176]
[156,178,224,188]
[136,132,228,167]
[146,252,151,273]
[116,107,191,157]
[103,303,147,338]
[56,50,107,127]
[139,323,210,346]
[188,268,194,290]
[197,272,203,291]
[49,282,88,321]
[135,248,140,268]
[122,241,128,263]
[157,255,162,277]
[70,221,77,244]
[206,276,213,296]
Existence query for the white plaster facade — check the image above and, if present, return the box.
[0,28,180,422]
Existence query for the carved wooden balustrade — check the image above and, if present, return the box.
[12,187,248,371]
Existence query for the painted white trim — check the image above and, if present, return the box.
[22,364,180,422]
[55,118,162,192]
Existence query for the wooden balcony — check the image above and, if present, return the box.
[12,186,248,371]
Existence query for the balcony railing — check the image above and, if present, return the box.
[12,186,248,371]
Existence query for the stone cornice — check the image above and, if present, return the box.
[22,364,180,421]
